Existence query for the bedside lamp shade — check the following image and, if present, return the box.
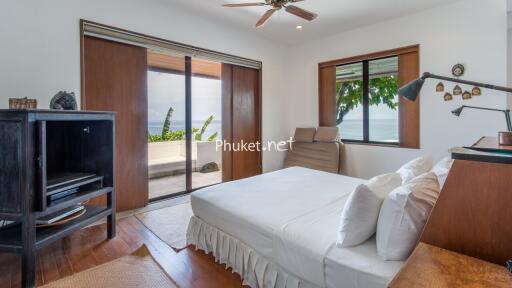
[398,72,430,101]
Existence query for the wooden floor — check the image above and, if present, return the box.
[0,217,244,288]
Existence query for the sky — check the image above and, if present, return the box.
[148,71,222,124]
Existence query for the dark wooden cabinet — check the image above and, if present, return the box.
[0,110,116,288]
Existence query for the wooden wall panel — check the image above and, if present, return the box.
[222,64,261,181]
[420,160,512,265]
[318,66,337,127]
[82,36,148,211]
[398,51,420,148]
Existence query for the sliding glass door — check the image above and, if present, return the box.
[147,52,222,200]
[147,53,187,200]
[191,59,223,189]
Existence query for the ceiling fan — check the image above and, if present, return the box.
[222,0,318,28]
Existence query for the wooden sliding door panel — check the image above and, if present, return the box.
[232,65,261,180]
[82,36,148,211]
[222,64,261,181]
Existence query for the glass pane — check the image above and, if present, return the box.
[191,58,223,189]
[369,57,399,143]
[336,62,364,141]
[147,52,186,199]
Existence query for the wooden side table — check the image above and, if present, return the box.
[389,243,512,287]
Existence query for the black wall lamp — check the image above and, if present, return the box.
[399,72,512,145]
[398,72,512,102]
[451,105,512,132]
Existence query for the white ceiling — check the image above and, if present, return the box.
[167,0,462,45]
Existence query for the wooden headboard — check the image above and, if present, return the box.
[284,142,342,174]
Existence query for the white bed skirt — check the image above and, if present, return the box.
[187,216,320,288]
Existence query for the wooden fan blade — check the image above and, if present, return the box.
[222,3,266,7]
[285,5,318,21]
[255,8,277,28]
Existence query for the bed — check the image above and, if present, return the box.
[187,167,404,288]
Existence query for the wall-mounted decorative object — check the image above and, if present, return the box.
[472,86,482,96]
[50,91,77,110]
[431,64,479,102]
[436,82,445,92]
[453,85,463,95]
[452,63,465,78]
[462,91,472,100]
[9,97,37,109]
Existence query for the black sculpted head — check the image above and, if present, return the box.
[50,91,77,110]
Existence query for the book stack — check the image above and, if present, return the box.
[36,205,85,226]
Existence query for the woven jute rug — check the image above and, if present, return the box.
[136,202,193,251]
[42,245,178,288]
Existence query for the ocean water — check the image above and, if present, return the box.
[339,119,398,142]
[149,119,397,142]
[149,120,222,139]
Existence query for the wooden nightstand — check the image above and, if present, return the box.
[389,243,512,287]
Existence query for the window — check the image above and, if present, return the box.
[319,45,420,148]
[336,56,399,143]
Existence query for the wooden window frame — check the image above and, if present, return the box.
[318,45,420,149]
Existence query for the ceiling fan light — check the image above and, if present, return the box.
[296,25,303,30]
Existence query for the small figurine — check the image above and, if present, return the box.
[472,86,482,96]
[462,91,472,100]
[453,85,463,96]
[436,82,445,92]
[452,64,465,77]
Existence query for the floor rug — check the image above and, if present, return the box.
[136,202,193,251]
[42,245,178,288]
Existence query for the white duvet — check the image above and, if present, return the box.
[190,167,402,287]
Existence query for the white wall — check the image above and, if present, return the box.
[287,0,509,179]
[0,0,290,172]
[0,0,509,178]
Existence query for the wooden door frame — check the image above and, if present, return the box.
[79,19,263,191]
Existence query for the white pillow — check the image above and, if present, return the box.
[337,173,402,248]
[396,155,432,184]
[376,172,440,261]
[431,157,453,189]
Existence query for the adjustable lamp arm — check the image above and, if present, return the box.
[399,72,512,101]
[452,105,512,132]
[424,73,512,94]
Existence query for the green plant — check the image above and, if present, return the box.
[195,115,213,141]
[336,75,398,125]
[207,132,218,142]
[161,107,174,138]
